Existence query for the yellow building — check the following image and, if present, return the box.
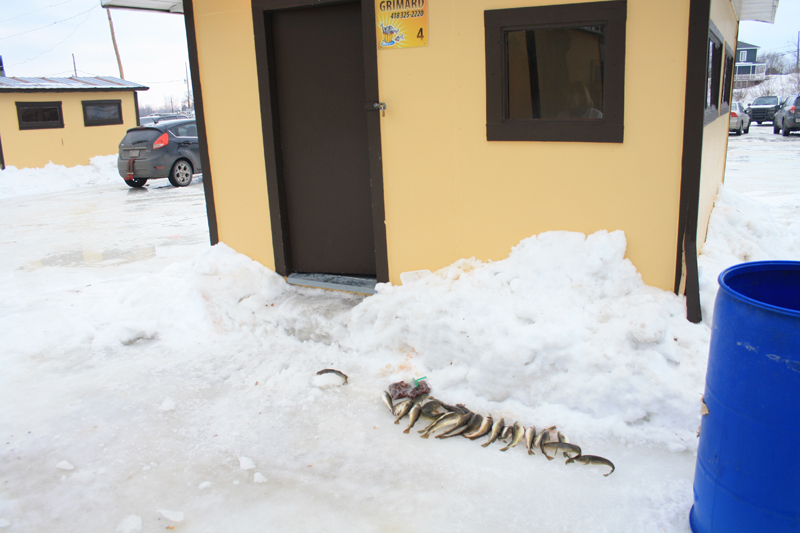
[0,76,148,169]
[103,0,778,322]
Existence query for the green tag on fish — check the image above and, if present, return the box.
[414,376,427,387]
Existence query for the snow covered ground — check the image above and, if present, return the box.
[0,126,798,532]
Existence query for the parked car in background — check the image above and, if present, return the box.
[117,119,202,188]
[729,102,751,135]
[746,96,780,124]
[773,94,800,136]
[139,113,189,126]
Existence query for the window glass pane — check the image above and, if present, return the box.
[20,105,60,124]
[86,104,120,121]
[507,26,605,120]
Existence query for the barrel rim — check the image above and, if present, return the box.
[718,261,800,317]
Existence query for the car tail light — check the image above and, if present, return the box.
[791,105,796,114]
[153,132,169,149]
[730,111,738,118]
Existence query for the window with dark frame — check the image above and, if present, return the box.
[82,100,123,127]
[704,23,723,125]
[16,101,64,130]
[485,1,626,143]
[721,45,733,113]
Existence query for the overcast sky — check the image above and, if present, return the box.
[0,0,189,109]
[739,0,800,56]
[0,0,798,111]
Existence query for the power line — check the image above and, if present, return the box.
[7,8,95,67]
[0,0,81,24]
[0,3,98,41]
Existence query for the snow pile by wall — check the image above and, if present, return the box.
[0,154,118,199]
[345,230,709,451]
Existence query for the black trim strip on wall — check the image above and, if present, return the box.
[134,91,141,126]
[252,6,292,276]
[0,132,5,170]
[360,0,389,283]
[251,0,389,283]
[182,0,219,246]
[675,0,710,324]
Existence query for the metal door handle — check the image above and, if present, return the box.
[373,102,386,117]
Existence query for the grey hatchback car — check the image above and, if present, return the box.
[117,119,201,188]
[773,94,800,136]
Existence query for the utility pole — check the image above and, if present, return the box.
[106,8,125,79]
[184,62,192,113]
[72,54,77,77]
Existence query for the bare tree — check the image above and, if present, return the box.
[760,51,787,75]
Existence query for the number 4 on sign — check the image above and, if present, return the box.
[417,28,424,40]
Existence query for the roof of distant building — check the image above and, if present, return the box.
[0,76,148,92]
[737,41,760,49]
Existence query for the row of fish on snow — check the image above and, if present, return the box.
[381,389,615,476]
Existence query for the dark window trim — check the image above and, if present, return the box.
[0,131,5,170]
[81,99,123,127]
[251,0,389,282]
[720,42,733,114]
[703,20,723,126]
[485,0,627,143]
[15,101,64,130]
[183,0,219,246]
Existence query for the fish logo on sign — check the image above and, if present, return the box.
[379,22,405,47]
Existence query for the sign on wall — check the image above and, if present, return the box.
[375,0,428,49]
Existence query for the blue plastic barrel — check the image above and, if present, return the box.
[690,261,800,532]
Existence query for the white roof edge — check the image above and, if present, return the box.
[101,0,183,14]
[731,0,779,23]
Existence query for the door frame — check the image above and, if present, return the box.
[251,0,389,283]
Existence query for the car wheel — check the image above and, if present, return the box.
[735,124,743,136]
[168,159,193,187]
[782,121,791,136]
[125,178,147,188]
[743,122,750,134]
[774,122,781,134]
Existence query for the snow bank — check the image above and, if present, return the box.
[698,184,800,322]
[90,232,709,453]
[346,230,709,451]
[0,154,118,199]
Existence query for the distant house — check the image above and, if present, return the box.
[734,41,766,87]
[0,76,148,170]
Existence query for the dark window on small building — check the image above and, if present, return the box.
[485,1,626,143]
[721,45,733,113]
[82,100,123,126]
[16,101,64,130]
[704,23,723,125]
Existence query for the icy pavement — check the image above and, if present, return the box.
[0,127,798,532]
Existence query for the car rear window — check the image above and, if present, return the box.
[122,128,162,145]
[752,96,778,105]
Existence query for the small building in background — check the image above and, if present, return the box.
[733,41,766,88]
[0,76,148,170]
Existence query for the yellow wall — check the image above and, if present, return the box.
[191,0,737,293]
[0,91,138,168]
[698,0,739,247]
[377,0,691,290]
[191,0,274,270]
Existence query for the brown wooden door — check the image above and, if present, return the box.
[270,1,376,276]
